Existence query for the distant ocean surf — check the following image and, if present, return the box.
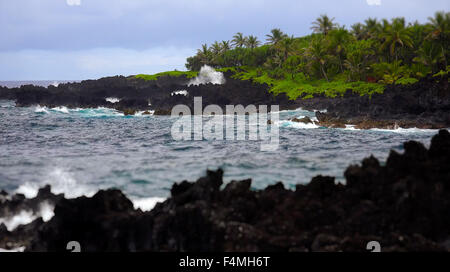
[0,80,80,88]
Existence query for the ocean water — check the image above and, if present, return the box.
[0,80,80,88]
[0,99,442,212]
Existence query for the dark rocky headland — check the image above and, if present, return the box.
[1,129,449,252]
[0,72,448,129]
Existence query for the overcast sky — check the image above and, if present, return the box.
[0,0,448,80]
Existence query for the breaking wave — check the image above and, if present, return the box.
[132,197,166,211]
[13,168,164,217]
[0,201,54,231]
[369,127,443,134]
[188,65,225,86]
[171,90,188,96]
[276,120,320,129]
[15,168,96,199]
[105,97,120,103]
[34,106,124,117]
[0,247,25,252]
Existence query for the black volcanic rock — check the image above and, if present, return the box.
[27,189,142,252]
[1,74,296,114]
[3,129,444,251]
[1,73,448,128]
[0,185,63,250]
[300,75,450,129]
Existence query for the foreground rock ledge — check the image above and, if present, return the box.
[1,129,450,252]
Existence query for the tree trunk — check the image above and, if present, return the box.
[321,65,329,82]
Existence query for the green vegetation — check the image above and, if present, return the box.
[224,66,384,99]
[135,70,198,81]
[185,12,449,99]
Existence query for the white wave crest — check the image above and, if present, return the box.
[51,106,69,114]
[171,90,188,96]
[275,115,319,129]
[0,210,34,231]
[0,201,54,231]
[370,127,442,134]
[0,246,25,252]
[132,197,166,211]
[134,110,154,117]
[33,106,124,117]
[188,65,225,86]
[34,105,49,114]
[276,120,319,129]
[344,125,360,130]
[105,97,120,103]
[15,168,96,199]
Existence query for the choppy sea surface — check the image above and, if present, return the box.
[0,97,443,212]
[0,80,81,88]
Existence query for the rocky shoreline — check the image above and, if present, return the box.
[0,72,296,115]
[297,75,450,129]
[0,72,449,129]
[1,129,449,252]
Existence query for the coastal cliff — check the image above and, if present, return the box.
[1,71,448,129]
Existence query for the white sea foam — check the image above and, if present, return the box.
[134,110,154,117]
[51,106,70,113]
[39,201,55,222]
[35,105,70,114]
[274,114,320,129]
[33,106,124,117]
[0,101,15,108]
[50,81,59,87]
[344,125,360,130]
[0,210,34,231]
[270,107,305,114]
[73,107,124,117]
[0,247,25,252]
[15,184,39,199]
[370,127,442,134]
[105,97,120,103]
[275,120,319,129]
[0,201,54,231]
[171,90,188,96]
[16,168,96,199]
[132,197,166,211]
[188,65,225,86]
[34,105,49,113]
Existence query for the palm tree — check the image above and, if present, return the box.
[344,40,375,81]
[196,44,211,64]
[266,28,288,45]
[305,36,331,81]
[232,32,247,48]
[211,41,222,56]
[378,19,391,40]
[245,35,260,49]
[221,40,231,52]
[364,18,379,39]
[276,36,296,62]
[426,11,449,66]
[380,18,413,61]
[413,41,444,73]
[427,11,449,40]
[329,28,351,72]
[311,14,336,35]
[351,23,365,40]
